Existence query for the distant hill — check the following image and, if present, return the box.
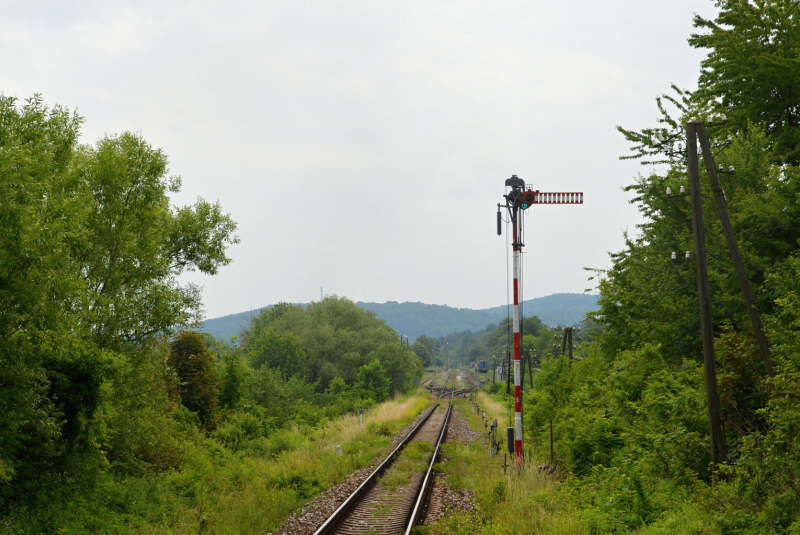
[199,293,598,343]
[355,301,500,340]
[482,293,600,328]
[197,303,305,344]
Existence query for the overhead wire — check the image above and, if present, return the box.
[505,202,511,360]
[519,202,524,361]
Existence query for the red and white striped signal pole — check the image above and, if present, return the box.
[498,175,583,468]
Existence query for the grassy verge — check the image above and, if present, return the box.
[190,392,431,534]
[419,394,583,535]
[2,393,431,535]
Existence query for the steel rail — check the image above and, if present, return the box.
[404,383,454,534]
[421,369,444,387]
[312,373,452,535]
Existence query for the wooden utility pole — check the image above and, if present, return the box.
[696,124,775,377]
[687,122,726,466]
[560,327,574,360]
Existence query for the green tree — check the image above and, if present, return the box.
[167,331,219,427]
[247,366,316,427]
[241,296,413,392]
[168,331,219,427]
[219,351,247,410]
[367,343,421,394]
[414,335,440,361]
[411,340,432,367]
[0,96,84,485]
[247,329,306,378]
[72,132,239,348]
[355,360,391,402]
[690,0,800,163]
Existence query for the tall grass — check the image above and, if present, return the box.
[160,393,432,534]
[0,393,430,535]
[475,392,508,424]
[426,397,583,535]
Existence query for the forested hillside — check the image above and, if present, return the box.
[358,293,598,340]
[201,293,599,343]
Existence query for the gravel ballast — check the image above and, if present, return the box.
[274,406,434,535]
[422,406,479,525]
[274,402,482,535]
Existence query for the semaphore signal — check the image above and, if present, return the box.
[522,191,584,206]
[497,175,583,469]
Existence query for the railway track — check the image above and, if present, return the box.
[459,368,486,391]
[313,373,471,535]
[420,369,446,388]
[433,368,487,397]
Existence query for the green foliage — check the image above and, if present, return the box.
[368,343,422,395]
[242,296,422,395]
[355,360,391,403]
[412,340,433,367]
[101,342,184,474]
[247,328,306,378]
[0,94,238,513]
[1,394,430,535]
[218,349,247,410]
[72,131,238,348]
[415,335,441,361]
[690,0,800,163]
[532,8,800,525]
[168,331,219,428]
[520,324,800,531]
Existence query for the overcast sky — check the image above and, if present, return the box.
[1,0,719,318]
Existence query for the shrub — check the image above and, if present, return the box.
[168,331,219,428]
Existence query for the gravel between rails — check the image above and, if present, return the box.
[274,406,436,535]
[422,406,479,525]
[444,405,484,445]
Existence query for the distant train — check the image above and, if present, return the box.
[476,360,490,373]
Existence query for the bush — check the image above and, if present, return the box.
[356,360,391,402]
[168,331,219,428]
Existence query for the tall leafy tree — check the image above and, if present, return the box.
[242,296,422,393]
[72,132,238,347]
[355,360,391,403]
[247,329,306,378]
[690,0,800,163]
[0,95,238,495]
[168,331,219,427]
[411,340,432,367]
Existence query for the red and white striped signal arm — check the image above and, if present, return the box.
[524,191,584,204]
